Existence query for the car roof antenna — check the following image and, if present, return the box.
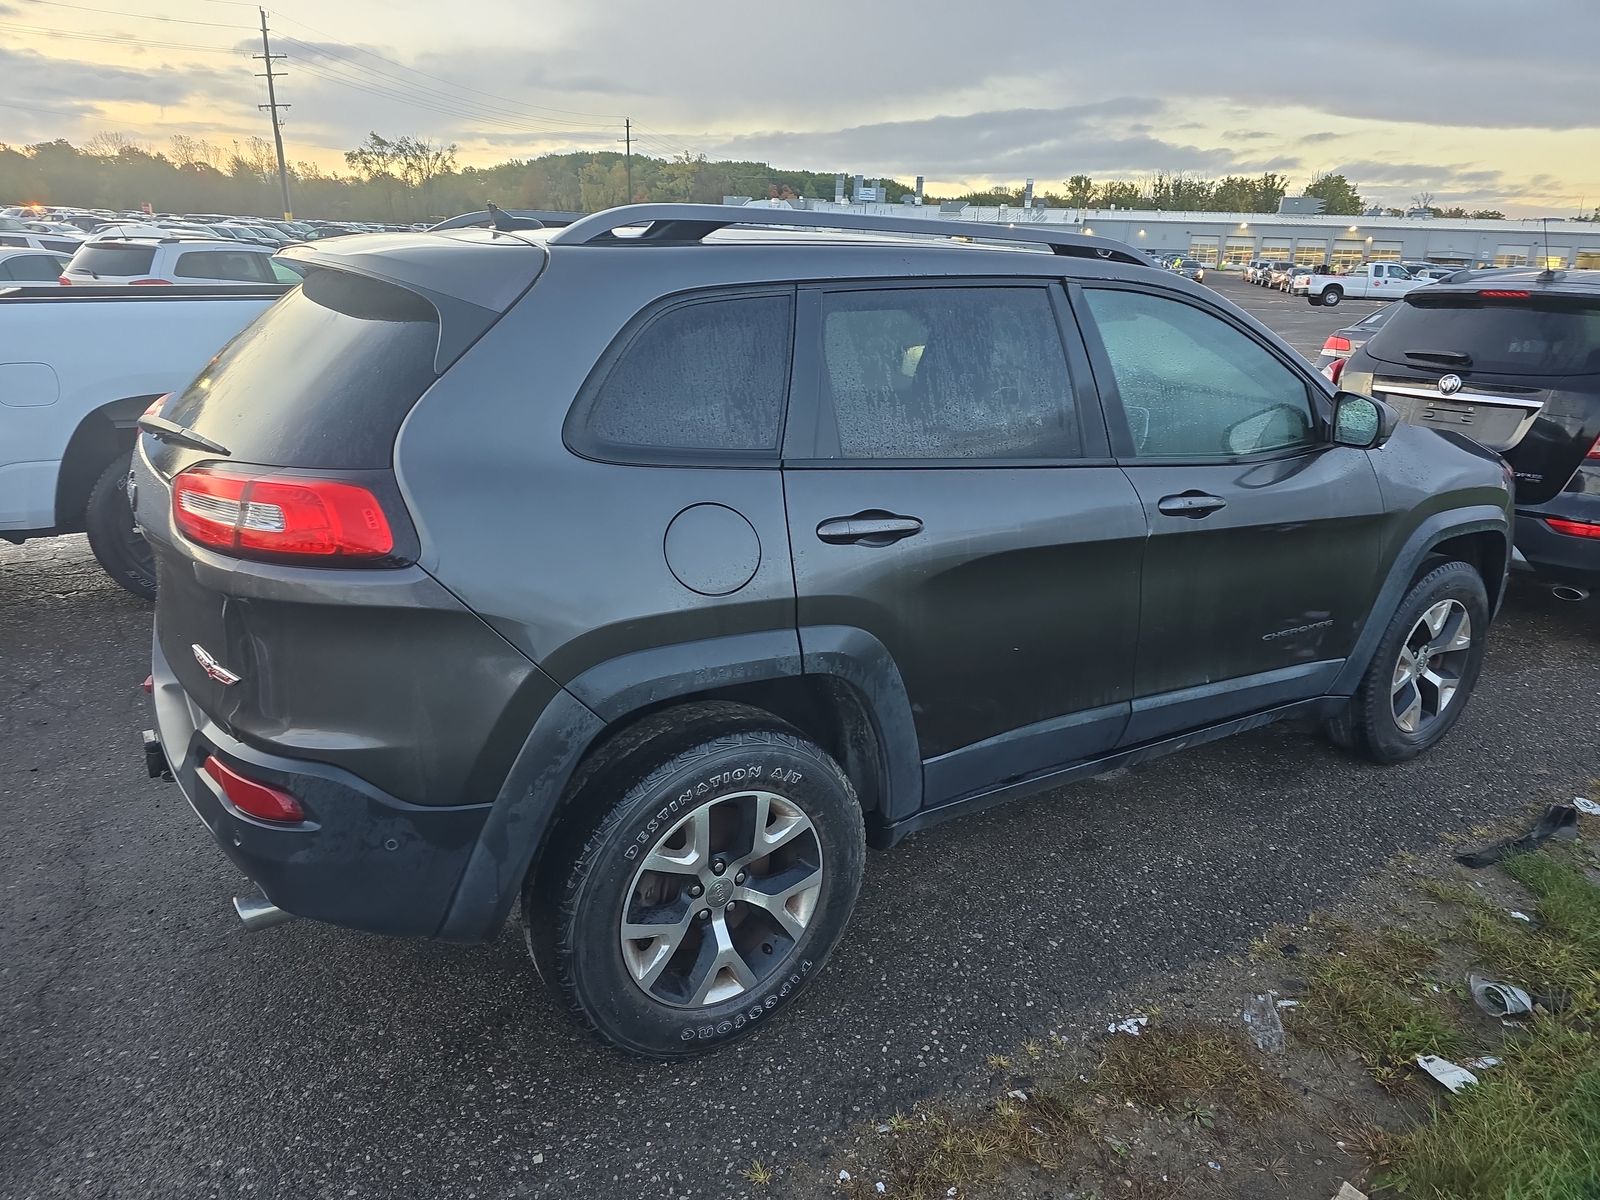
[1538,217,1557,282]
[486,202,544,233]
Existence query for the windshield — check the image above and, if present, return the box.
[1368,293,1600,377]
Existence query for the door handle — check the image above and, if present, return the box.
[816,511,923,546]
[1156,491,1227,518]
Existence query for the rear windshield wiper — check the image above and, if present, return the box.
[137,414,231,456]
[1403,349,1473,366]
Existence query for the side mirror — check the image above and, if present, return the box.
[1332,392,1399,449]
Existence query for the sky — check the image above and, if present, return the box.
[1,0,1597,217]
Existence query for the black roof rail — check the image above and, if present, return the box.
[547,203,1150,265]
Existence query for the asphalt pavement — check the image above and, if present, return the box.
[4,279,1597,1200]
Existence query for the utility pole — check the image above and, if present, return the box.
[254,7,293,219]
[624,118,633,202]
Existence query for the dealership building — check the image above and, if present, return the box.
[732,194,1600,271]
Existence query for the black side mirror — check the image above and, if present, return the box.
[1332,392,1400,449]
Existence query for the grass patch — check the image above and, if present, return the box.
[1093,1024,1291,1119]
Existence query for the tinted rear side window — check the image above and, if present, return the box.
[570,292,793,461]
[163,270,439,468]
[72,244,156,276]
[174,249,273,282]
[1369,294,1600,376]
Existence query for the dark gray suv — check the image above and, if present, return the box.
[137,204,1514,1057]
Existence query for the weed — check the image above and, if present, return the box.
[742,1159,773,1187]
[1093,1024,1290,1119]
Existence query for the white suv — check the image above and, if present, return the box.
[59,238,302,286]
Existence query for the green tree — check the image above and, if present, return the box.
[1470,209,1505,220]
[1097,180,1142,208]
[1063,174,1095,207]
[1302,172,1364,215]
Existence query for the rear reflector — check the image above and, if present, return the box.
[1323,335,1352,353]
[202,755,305,823]
[172,465,394,562]
[1479,289,1530,299]
[1545,517,1600,539]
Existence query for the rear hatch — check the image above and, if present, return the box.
[64,241,157,283]
[1350,286,1600,504]
[136,229,550,805]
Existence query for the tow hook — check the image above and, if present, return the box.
[142,729,173,781]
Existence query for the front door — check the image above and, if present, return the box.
[1074,283,1386,744]
[783,281,1146,806]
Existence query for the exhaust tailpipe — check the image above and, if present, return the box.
[233,893,295,932]
[1551,584,1589,602]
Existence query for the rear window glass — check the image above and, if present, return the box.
[1369,294,1600,376]
[570,292,792,460]
[162,270,439,468]
[72,244,156,276]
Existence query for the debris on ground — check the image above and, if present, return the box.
[1332,1184,1369,1200]
[1468,972,1535,1017]
[1415,1054,1479,1093]
[1455,802,1579,867]
[1574,797,1600,816]
[1240,992,1287,1053]
[1107,1015,1148,1035]
[1462,1055,1501,1070]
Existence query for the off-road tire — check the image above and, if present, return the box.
[1326,560,1488,763]
[524,705,865,1057]
[84,454,156,601]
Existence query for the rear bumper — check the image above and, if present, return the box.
[149,635,493,937]
[1514,505,1600,586]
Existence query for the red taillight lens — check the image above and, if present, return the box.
[202,755,304,823]
[1545,517,1600,539]
[172,465,395,561]
[1586,434,1600,460]
[1323,335,1352,353]
[1479,289,1530,299]
[129,278,173,285]
[1321,358,1346,384]
[142,394,169,420]
[57,274,72,285]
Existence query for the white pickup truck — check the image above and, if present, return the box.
[1294,261,1437,307]
[0,284,287,596]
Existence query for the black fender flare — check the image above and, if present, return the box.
[1328,505,1510,697]
[437,626,922,940]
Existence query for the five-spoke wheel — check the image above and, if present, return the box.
[1391,599,1473,734]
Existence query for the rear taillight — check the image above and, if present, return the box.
[1321,359,1346,384]
[172,465,395,562]
[129,278,173,286]
[1586,434,1600,460]
[1545,517,1600,539]
[202,755,304,823]
[142,394,168,420]
[57,275,71,285]
[1323,335,1352,354]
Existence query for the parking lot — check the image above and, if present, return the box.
[3,277,1596,1200]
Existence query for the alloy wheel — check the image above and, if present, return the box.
[1391,599,1472,734]
[619,790,823,1008]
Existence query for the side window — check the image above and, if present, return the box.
[1082,288,1317,460]
[174,250,273,282]
[11,254,64,281]
[0,235,27,247]
[818,286,1079,460]
[571,292,793,460]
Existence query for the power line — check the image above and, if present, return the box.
[19,0,249,28]
[0,20,247,54]
[268,7,624,123]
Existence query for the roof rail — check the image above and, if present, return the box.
[547,203,1150,265]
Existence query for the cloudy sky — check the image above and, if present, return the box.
[2,0,1597,215]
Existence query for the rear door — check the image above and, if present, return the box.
[1074,282,1386,743]
[782,280,1145,806]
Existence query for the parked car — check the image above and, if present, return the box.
[135,203,1511,1057]
[1266,262,1300,290]
[1301,262,1437,307]
[0,228,84,255]
[1257,259,1291,287]
[1314,306,1396,375]
[1168,256,1206,282]
[0,279,291,595]
[61,238,301,287]
[1242,259,1272,284]
[1342,268,1600,596]
[1413,266,1458,282]
[0,247,72,283]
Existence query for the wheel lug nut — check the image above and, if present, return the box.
[698,909,711,921]
[712,860,726,875]
[725,900,736,912]
[734,871,746,885]
[688,884,703,898]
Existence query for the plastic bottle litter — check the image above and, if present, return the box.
[1241,992,1287,1053]
[1469,972,1535,1017]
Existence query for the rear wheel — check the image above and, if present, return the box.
[84,453,156,601]
[526,713,865,1057]
[1326,560,1488,762]
[1319,286,1344,307]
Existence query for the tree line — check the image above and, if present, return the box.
[1,132,1579,223]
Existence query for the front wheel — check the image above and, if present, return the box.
[526,715,866,1057]
[84,453,156,601]
[1326,560,1489,763]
